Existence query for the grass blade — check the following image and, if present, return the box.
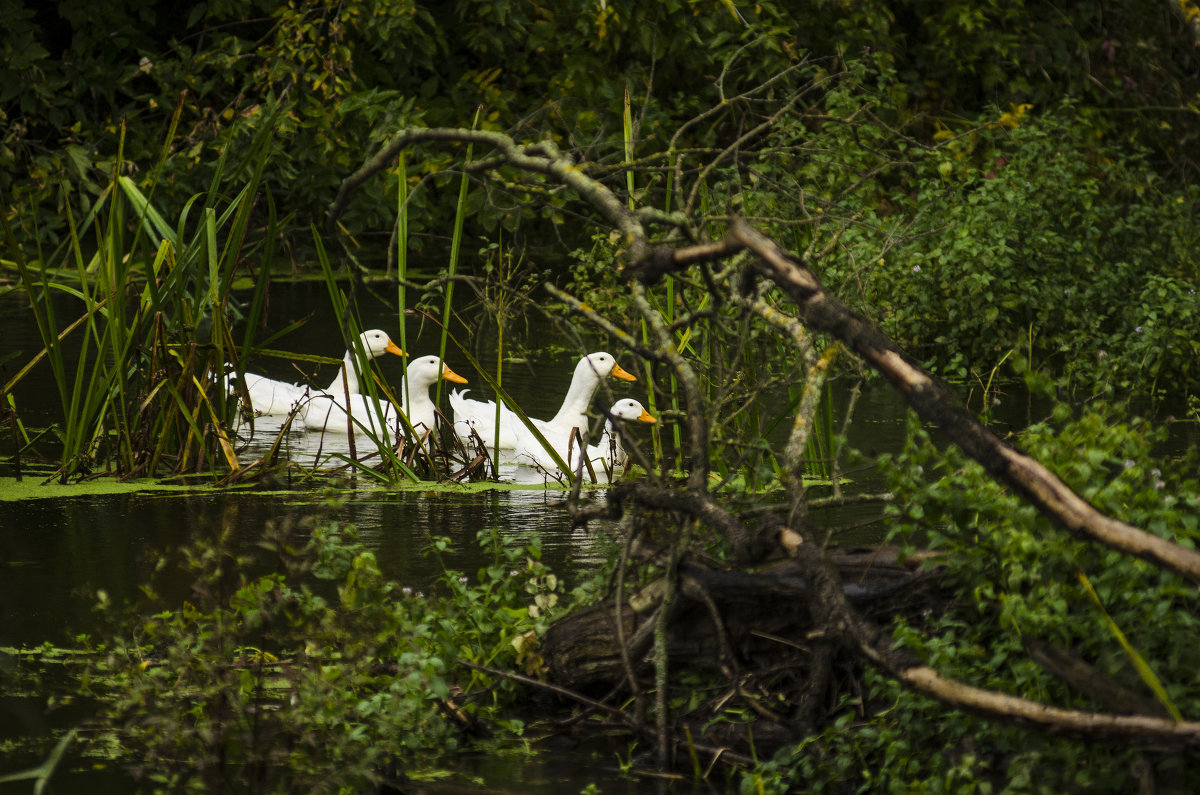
[1077,570,1182,721]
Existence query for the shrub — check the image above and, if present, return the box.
[766,397,1200,791]
[96,512,560,791]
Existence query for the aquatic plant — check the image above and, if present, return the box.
[5,112,283,482]
[91,511,559,791]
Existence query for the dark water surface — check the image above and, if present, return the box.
[0,488,607,645]
[0,280,1060,791]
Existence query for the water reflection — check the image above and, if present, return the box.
[0,485,623,647]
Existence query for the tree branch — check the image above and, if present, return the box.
[784,532,1200,749]
[625,219,1200,586]
[326,128,645,258]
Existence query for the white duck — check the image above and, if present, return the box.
[232,329,404,416]
[517,398,657,481]
[450,351,636,456]
[585,398,658,472]
[301,355,467,441]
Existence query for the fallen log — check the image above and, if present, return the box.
[542,545,941,693]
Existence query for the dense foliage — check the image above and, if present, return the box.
[773,395,1200,793]
[92,510,561,792]
[6,0,1200,248]
[6,2,1200,791]
[7,0,1200,394]
[568,84,1200,397]
[808,101,1200,394]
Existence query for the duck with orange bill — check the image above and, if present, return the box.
[449,351,637,459]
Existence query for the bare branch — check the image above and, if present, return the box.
[784,533,1200,749]
[896,666,1200,748]
[326,128,645,257]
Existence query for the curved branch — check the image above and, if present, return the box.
[896,665,1200,747]
[730,221,1200,585]
[327,127,645,257]
[785,532,1200,748]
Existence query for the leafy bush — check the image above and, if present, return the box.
[822,104,1200,396]
[3,0,804,262]
[763,395,1200,792]
[14,0,1199,269]
[94,511,560,791]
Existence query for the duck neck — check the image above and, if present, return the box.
[328,350,362,394]
[399,372,439,429]
[549,368,601,431]
[401,376,434,414]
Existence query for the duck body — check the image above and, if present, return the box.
[231,329,404,416]
[584,398,658,473]
[239,373,307,417]
[451,352,636,459]
[516,398,656,481]
[447,391,525,450]
[301,355,467,442]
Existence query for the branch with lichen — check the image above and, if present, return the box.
[327,127,646,258]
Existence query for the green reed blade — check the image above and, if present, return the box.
[1077,570,1182,721]
[436,106,480,408]
[117,176,178,249]
[491,307,504,476]
[396,154,411,419]
[327,452,394,485]
[237,191,278,354]
[623,83,636,209]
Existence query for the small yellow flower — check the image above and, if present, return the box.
[932,122,956,142]
[997,103,1033,129]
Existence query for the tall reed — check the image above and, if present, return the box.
[395,155,411,423]
[313,228,420,483]
[623,84,689,474]
[625,85,663,470]
[7,110,281,482]
[436,106,479,406]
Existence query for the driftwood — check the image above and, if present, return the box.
[543,546,939,694]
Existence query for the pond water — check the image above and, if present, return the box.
[0,279,1100,791]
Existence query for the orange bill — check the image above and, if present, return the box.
[385,341,406,357]
[441,364,468,384]
[609,363,637,382]
[637,408,657,424]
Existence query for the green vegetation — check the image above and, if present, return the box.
[5,1,1200,792]
[6,1,1200,397]
[5,116,276,482]
[770,396,1200,793]
[841,109,1200,393]
[80,509,561,792]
